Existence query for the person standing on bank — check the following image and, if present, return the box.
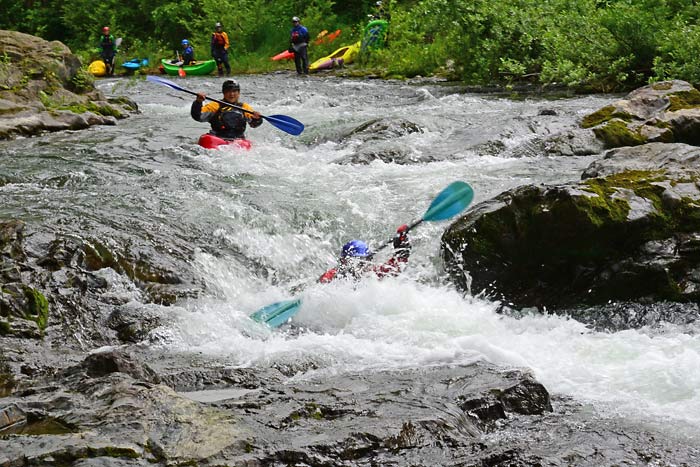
[191,80,263,140]
[98,26,118,76]
[211,22,231,76]
[289,16,310,75]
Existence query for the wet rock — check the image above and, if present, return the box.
[75,348,161,384]
[581,80,700,148]
[1,283,49,338]
[344,117,424,142]
[542,129,605,157]
[442,146,700,310]
[0,403,25,432]
[582,141,700,179]
[107,304,167,343]
[334,148,440,165]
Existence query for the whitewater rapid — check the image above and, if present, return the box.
[10,74,697,441]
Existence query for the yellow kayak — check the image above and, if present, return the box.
[309,41,360,72]
[88,60,107,77]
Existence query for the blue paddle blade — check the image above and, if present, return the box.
[264,114,305,136]
[250,299,302,328]
[422,181,474,222]
[146,75,185,92]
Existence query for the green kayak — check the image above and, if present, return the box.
[160,59,217,76]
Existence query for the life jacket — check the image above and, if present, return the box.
[100,35,115,53]
[212,32,226,48]
[211,104,247,138]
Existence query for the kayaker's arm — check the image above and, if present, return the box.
[190,100,203,121]
[191,94,218,122]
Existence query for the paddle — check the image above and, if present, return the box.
[146,75,305,136]
[375,180,474,252]
[108,38,122,75]
[176,51,186,77]
[249,181,475,328]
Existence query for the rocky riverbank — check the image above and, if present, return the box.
[443,80,700,322]
[0,30,137,139]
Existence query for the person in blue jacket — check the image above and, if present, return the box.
[289,16,310,75]
[181,39,195,65]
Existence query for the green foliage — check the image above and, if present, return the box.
[2,0,700,89]
[69,67,95,93]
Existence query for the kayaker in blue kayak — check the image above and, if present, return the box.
[289,16,310,75]
[319,225,411,283]
[98,26,118,76]
[191,80,263,140]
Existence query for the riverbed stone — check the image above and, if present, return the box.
[582,79,700,148]
[442,142,700,311]
[0,29,136,139]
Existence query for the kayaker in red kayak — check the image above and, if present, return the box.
[191,80,263,140]
[319,225,411,283]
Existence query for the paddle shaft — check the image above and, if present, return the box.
[176,85,258,117]
[375,219,423,253]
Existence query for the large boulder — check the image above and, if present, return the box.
[582,80,700,148]
[0,29,137,139]
[441,143,700,310]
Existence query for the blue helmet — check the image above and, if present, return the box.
[341,240,372,258]
[181,39,189,45]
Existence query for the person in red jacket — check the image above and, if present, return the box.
[319,225,410,283]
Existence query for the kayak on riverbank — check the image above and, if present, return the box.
[160,59,217,76]
[309,41,360,72]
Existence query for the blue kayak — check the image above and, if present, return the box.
[121,58,149,71]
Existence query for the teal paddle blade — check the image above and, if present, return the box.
[250,299,302,328]
[422,181,474,222]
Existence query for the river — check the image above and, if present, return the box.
[1,74,698,444]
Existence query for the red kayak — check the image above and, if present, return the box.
[271,50,294,61]
[198,134,252,150]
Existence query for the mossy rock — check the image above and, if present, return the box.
[0,350,14,396]
[442,170,700,309]
[592,119,647,148]
[0,284,49,335]
[25,286,49,330]
[667,89,700,112]
[581,105,635,129]
[651,82,673,91]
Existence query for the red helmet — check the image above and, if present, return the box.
[102,26,110,33]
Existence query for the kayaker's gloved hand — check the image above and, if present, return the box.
[249,111,263,128]
[288,47,294,53]
[393,224,411,260]
[195,92,206,103]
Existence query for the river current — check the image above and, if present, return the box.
[1,74,698,442]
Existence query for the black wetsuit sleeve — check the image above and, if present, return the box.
[191,100,203,121]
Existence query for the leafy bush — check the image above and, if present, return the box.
[3,0,700,89]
